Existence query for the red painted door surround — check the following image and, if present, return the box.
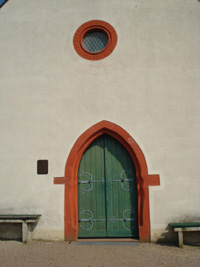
[54,121,160,241]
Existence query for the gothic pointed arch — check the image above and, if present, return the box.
[54,120,160,241]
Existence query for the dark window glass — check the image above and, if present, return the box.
[82,30,109,53]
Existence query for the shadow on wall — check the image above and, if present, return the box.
[0,222,38,242]
[0,223,22,241]
[156,225,200,247]
[156,225,177,246]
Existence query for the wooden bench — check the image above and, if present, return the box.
[0,215,41,243]
[170,222,200,248]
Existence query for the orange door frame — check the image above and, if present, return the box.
[54,120,160,241]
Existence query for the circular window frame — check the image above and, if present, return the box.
[73,20,117,61]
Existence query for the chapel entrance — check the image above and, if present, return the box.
[78,134,138,238]
[54,120,160,241]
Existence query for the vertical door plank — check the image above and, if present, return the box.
[105,135,138,237]
[78,136,106,237]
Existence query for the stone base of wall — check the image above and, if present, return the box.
[1,224,199,245]
[32,230,64,241]
[0,224,64,242]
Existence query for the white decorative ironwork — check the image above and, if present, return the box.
[79,210,106,231]
[109,170,135,191]
[110,209,137,231]
[78,171,104,193]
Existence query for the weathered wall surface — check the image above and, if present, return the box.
[0,0,200,242]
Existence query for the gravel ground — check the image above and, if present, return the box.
[0,241,200,267]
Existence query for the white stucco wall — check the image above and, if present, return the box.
[0,0,200,241]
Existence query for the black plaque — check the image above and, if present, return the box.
[37,160,48,175]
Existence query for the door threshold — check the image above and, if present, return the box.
[77,238,138,242]
[77,238,138,245]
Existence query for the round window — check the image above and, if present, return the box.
[73,20,117,60]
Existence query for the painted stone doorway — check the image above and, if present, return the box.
[54,120,160,241]
[78,134,138,238]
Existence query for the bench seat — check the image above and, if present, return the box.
[0,214,41,243]
[170,222,200,248]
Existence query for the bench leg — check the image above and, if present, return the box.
[178,230,183,248]
[22,221,28,243]
[27,223,32,242]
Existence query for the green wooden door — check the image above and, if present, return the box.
[78,135,138,238]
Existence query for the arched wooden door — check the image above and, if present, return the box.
[78,134,138,238]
